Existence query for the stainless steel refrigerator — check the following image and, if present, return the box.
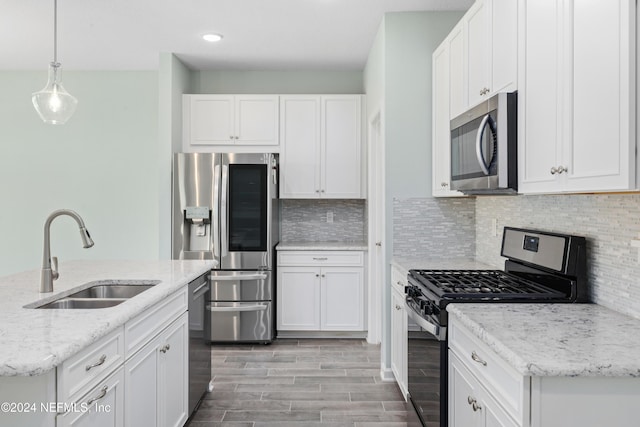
[172,152,279,343]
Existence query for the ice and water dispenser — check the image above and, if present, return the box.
[172,153,217,260]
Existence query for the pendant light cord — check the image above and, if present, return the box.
[53,0,58,64]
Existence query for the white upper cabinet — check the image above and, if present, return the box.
[518,0,636,194]
[280,95,364,199]
[183,94,279,151]
[432,41,464,197]
[466,0,491,108]
[461,0,518,113]
[449,23,466,119]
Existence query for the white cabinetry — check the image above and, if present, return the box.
[390,266,408,399]
[518,0,636,194]
[432,0,516,197]
[449,316,640,427]
[432,40,463,197]
[125,312,188,427]
[57,367,125,427]
[183,94,279,151]
[277,251,365,333]
[280,95,364,199]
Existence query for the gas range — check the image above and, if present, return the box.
[405,227,588,427]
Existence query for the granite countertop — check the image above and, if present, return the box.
[0,259,214,377]
[448,303,640,377]
[391,257,495,274]
[277,241,368,251]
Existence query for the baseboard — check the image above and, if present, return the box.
[276,330,368,339]
[379,367,396,382]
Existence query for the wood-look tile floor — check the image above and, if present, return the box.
[186,338,409,427]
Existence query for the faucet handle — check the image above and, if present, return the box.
[51,256,59,281]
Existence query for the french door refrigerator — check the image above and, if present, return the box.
[172,152,279,343]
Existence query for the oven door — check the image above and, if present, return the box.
[406,301,448,427]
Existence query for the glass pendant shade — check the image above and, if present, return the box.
[32,62,78,125]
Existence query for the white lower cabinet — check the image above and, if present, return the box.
[125,312,188,427]
[56,367,125,427]
[390,285,407,398]
[277,251,365,332]
[449,316,640,427]
[450,352,518,427]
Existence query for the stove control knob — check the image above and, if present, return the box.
[422,304,433,316]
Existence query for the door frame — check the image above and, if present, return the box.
[367,107,385,346]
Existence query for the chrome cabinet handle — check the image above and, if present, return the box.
[160,344,171,353]
[396,281,403,286]
[471,351,487,366]
[312,257,328,261]
[395,304,402,310]
[87,385,108,406]
[321,274,325,278]
[375,242,382,247]
[441,182,448,187]
[551,166,568,175]
[467,396,482,412]
[316,274,320,278]
[85,354,107,372]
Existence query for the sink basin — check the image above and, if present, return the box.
[30,280,160,309]
[67,284,155,299]
[37,298,126,309]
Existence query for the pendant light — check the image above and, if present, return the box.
[32,0,77,125]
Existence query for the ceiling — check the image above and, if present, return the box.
[1,0,473,71]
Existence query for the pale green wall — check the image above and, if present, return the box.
[0,71,159,276]
[193,70,363,94]
[364,11,463,372]
[158,54,194,259]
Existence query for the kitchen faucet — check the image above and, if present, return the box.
[41,209,94,293]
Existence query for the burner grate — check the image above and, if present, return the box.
[412,270,565,299]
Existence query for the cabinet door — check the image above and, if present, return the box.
[390,287,407,397]
[277,267,321,330]
[124,334,160,427]
[517,0,563,193]
[563,0,636,192]
[483,393,519,427]
[235,95,279,145]
[321,96,363,198]
[320,267,364,331]
[58,368,125,427]
[466,0,490,107]
[432,42,463,198]
[449,23,466,119]
[279,96,321,198]
[187,95,234,145]
[449,353,481,427]
[490,0,518,94]
[159,312,189,427]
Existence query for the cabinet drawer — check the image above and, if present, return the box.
[391,266,408,293]
[58,326,124,404]
[449,318,526,422]
[125,287,187,357]
[278,251,363,267]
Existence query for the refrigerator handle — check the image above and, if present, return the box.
[213,164,220,258]
[221,164,229,257]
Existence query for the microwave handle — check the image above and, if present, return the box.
[475,114,492,175]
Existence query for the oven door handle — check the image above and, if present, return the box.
[405,299,441,337]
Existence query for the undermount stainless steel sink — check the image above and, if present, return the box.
[31,281,160,309]
[67,284,156,299]
[38,298,126,309]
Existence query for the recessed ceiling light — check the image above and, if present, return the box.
[202,33,223,43]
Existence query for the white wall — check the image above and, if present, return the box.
[364,10,464,372]
[158,54,194,259]
[0,71,159,276]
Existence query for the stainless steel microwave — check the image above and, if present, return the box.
[450,92,517,194]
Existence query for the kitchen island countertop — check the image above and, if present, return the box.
[448,303,640,377]
[0,259,214,377]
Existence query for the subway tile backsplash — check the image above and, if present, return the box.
[280,199,366,242]
[475,193,640,320]
[393,197,476,259]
